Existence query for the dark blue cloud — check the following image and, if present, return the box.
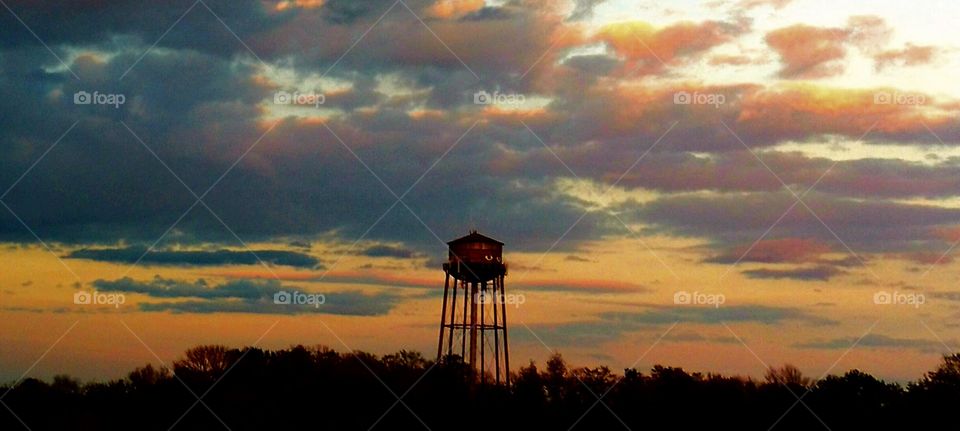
[359,244,419,258]
[67,247,321,268]
[92,276,400,315]
[459,7,514,21]
[320,0,389,25]
[0,0,605,253]
[795,334,951,354]
[0,44,611,251]
[742,265,844,281]
[0,0,288,57]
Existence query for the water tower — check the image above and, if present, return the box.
[436,230,510,385]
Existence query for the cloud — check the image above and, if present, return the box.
[795,334,950,354]
[210,268,649,295]
[94,277,269,299]
[515,279,648,294]
[595,20,740,74]
[897,251,952,266]
[637,190,960,254]
[601,306,836,326]
[0,0,288,58]
[706,238,833,265]
[765,24,850,78]
[874,44,938,70]
[0,59,617,251]
[518,305,836,347]
[846,15,893,53]
[511,82,957,164]
[737,0,793,10]
[735,85,957,145]
[3,56,957,263]
[616,152,960,198]
[210,269,436,289]
[567,0,605,22]
[320,0,384,24]
[92,276,401,315]
[425,0,486,19]
[564,255,595,262]
[66,247,321,268]
[660,330,739,344]
[741,265,845,281]
[359,245,420,259]
[0,0,958,274]
[708,54,758,66]
[766,16,939,78]
[254,1,581,86]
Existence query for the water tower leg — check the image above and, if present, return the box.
[469,281,478,370]
[499,274,510,386]
[461,278,468,360]
[481,281,487,385]
[447,275,458,358]
[493,276,501,385]
[437,271,450,361]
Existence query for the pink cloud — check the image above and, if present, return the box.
[765,24,850,78]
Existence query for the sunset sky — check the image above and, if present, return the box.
[2,0,960,384]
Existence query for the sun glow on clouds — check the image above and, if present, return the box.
[3,0,960,383]
[554,177,660,210]
[426,0,486,19]
[273,0,325,12]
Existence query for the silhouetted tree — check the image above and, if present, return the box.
[765,364,813,388]
[3,345,959,430]
[173,345,232,377]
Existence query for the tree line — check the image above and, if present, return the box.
[2,345,959,430]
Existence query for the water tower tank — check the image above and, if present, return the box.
[448,230,503,263]
[444,230,505,282]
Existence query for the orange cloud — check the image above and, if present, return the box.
[874,44,938,70]
[595,21,736,74]
[765,24,850,78]
[708,54,758,66]
[425,0,485,19]
[737,84,953,139]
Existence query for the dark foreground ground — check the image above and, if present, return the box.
[3,345,959,430]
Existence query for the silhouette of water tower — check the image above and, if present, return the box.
[437,230,510,385]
